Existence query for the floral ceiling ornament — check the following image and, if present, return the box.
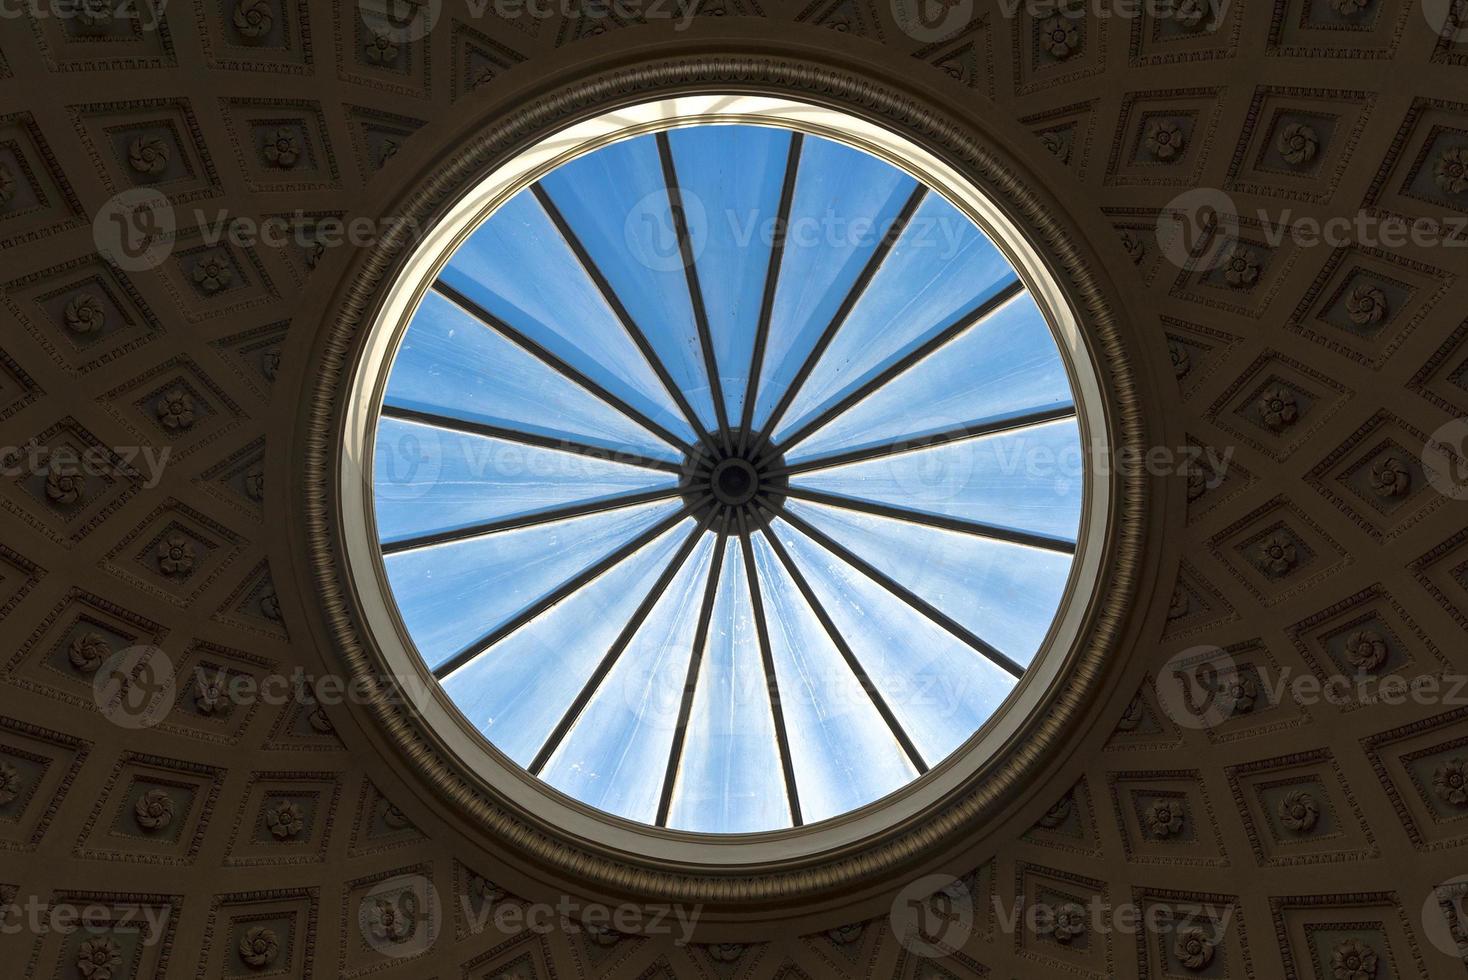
[306,704,334,734]
[239,925,279,968]
[0,760,19,806]
[192,257,234,294]
[233,0,274,39]
[1039,15,1081,59]
[194,672,227,714]
[1344,628,1390,674]
[1257,385,1299,431]
[156,534,196,577]
[134,788,176,831]
[378,138,401,166]
[1186,463,1208,501]
[1168,587,1191,620]
[1346,284,1389,326]
[262,129,301,169]
[1169,341,1191,379]
[1117,693,1145,731]
[1173,0,1209,29]
[586,923,623,947]
[1039,130,1070,163]
[156,389,197,430]
[1369,455,1410,497]
[64,293,106,334]
[0,162,16,207]
[1277,122,1320,166]
[826,923,863,944]
[1437,147,1468,195]
[1037,793,1073,829]
[468,874,506,906]
[45,463,85,506]
[1220,244,1262,288]
[1331,938,1378,980]
[1038,902,1087,944]
[1145,798,1186,838]
[1256,531,1299,576]
[1145,118,1186,161]
[1226,673,1258,714]
[1434,758,1468,807]
[364,891,417,945]
[382,802,412,830]
[1120,229,1146,263]
[245,464,265,502]
[75,0,112,32]
[260,587,283,622]
[1173,925,1217,970]
[70,632,111,672]
[128,135,170,177]
[76,936,123,980]
[708,943,746,963]
[468,65,496,90]
[1278,789,1319,832]
[365,34,399,65]
[261,347,282,381]
[264,799,304,839]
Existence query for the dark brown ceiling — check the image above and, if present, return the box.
[1,0,1467,977]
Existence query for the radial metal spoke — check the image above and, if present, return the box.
[531,183,720,457]
[432,279,693,456]
[656,132,733,452]
[748,183,928,458]
[655,513,730,827]
[738,132,803,455]
[769,500,1025,679]
[781,486,1077,555]
[772,402,1078,478]
[381,486,684,556]
[380,404,684,474]
[527,511,716,776]
[433,502,696,680]
[767,278,1027,462]
[754,502,929,774]
[736,509,803,827]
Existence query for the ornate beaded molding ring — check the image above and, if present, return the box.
[305,62,1146,905]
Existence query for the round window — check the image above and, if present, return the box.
[340,96,1110,855]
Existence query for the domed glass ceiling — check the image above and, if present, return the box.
[371,123,1084,834]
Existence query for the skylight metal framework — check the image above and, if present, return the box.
[359,112,1097,836]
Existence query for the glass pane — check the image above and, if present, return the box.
[783,498,1072,666]
[776,194,1018,442]
[441,520,695,768]
[790,418,1083,541]
[540,533,719,826]
[441,190,694,442]
[770,517,1018,763]
[748,532,917,824]
[665,542,791,833]
[664,124,791,424]
[538,134,721,430]
[384,499,684,670]
[751,135,917,431]
[384,291,680,463]
[374,416,677,546]
[787,294,1071,464]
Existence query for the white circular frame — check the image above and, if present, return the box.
[338,94,1113,868]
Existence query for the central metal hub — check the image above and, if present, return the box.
[681,429,788,531]
[711,458,759,506]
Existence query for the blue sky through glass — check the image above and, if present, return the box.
[373,122,1085,834]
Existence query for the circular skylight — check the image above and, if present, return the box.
[356,103,1100,838]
